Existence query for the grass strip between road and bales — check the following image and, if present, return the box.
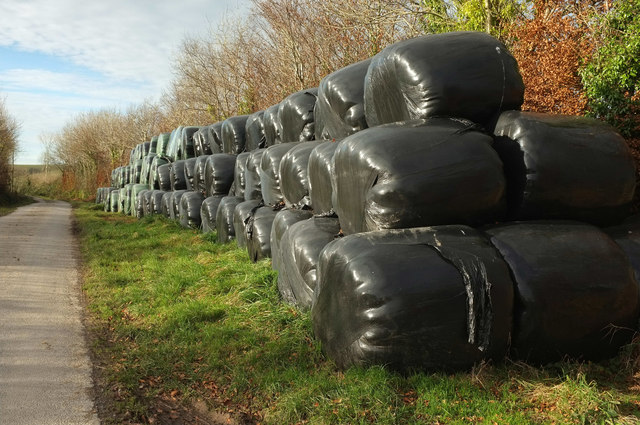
[74,202,640,424]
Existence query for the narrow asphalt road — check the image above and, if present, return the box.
[0,199,99,425]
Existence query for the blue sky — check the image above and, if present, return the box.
[0,0,250,164]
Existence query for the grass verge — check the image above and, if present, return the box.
[75,201,640,424]
[0,192,35,216]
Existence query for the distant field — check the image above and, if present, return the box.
[13,164,62,186]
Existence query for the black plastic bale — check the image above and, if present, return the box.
[246,206,278,262]
[278,216,341,309]
[279,88,318,144]
[143,190,155,216]
[161,191,173,218]
[179,126,200,160]
[245,110,266,151]
[201,195,226,233]
[485,221,639,364]
[315,58,371,140]
[141,155,157,185]
[151,157,170,189]
[131,184,151,217]
[364,31,524,131]
[193,128,213,157]
[169,190,188,220]
[259,142,301,206]
[233,200,262,249]
[184,157,197,191]
[170,160,188,191]
[230,152,251,198]
[311,226,514,372]
[135,190,150,219]
[123,184,134,216]
[493,111,636,226]
[118,188,126,212]
[106,189,119,212]
[605,214,640,289]
[204,153,237,197]
[179,191,205,229]
[333,118,506,235]
[263,103,282,147]
[150,190,166,215]
[133,160,143,184]
[207,122,224,154]
[270,209,314,273]
[222,115,250,154]
[193,155,211,195]
[215,196,244,243]
[308,141,340,215]
[157,163,172,192]
[279,141,323,209]
[245,149,265,202]
[156,133,171,157]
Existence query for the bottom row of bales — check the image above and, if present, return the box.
[97,179,640,373]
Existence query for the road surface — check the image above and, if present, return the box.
[0,199,99,424]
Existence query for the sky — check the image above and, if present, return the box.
[0,0,250,164]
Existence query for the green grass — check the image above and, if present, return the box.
[74,202,640,424]
[0,192,35,216]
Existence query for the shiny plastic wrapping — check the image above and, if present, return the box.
[135,190,149,219]
[133,159,143,184]
[246,206,278,262]
[179,191,205,229]
[245,111,266,151]
[279,88,318,143]
[244,149,265,201]
[169,190,188,221]
[307,141,339,214]
[311,226,514,372]
[222,115,249,154]
[180,126,201,160]
[156,163,172,192]
[156,132,171,157]
[215,196,244,243]
[193,128,213,156]
[279,141,322,208]
[270,209,314,273]
[170,160,188,191]
[364,31,524,130]
[259,142,300,206]
[123,184,134,216]
[118,188,126,213]
[142,190,154,216]
[149,157,168,189]
[201,195,225,233]
[161,191,173,218]
[193,155,211,195]
[107,190,119,213]
[605,215,640,287]
[150,190,166,215]
[333,119,506,235]
[140,155,156,184]
[315,58,370,140]
[263,104,282,147]
[278,216,341,310]
[493,111,636,225]
[184,157,197,191]
[231,152,250,198]
[204,154,237,197]
[233,200,262,249]
[207,122,224,153]
[130,184,151,217]
[486,221,639,363]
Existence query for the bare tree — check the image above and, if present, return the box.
[0,97,20,195]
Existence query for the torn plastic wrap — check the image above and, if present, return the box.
[333,119,506,235]
[245,149,265,201]
[215,196,244,243]
[184,157,197,191]
[315,58,371,140]
[233,200,262,249]
[193,155,211,195]
[245,111,266,151]
[156,164,172,192]
[278,216,341,309]
[169,190,188,221]
[364,31,524,131]
[605,215,640,291]
[150,190,166,215]
[246,206,278,262]
[311,225,514,372]
[161,191,173,218]
[270,209,314,272]
[179,191,205,229]
[222,115,249,154]
[231,152,250,199]
[493,111,636,226]
[204,153,237,197]
[170,160,188,191]
[201,195,225,233]
[130,184,151,217]
[279,88,318,143]
[279,141,322,209]
[308,141,339,215]
[263,103,282,146]
[206,122,223,154]
[485,221,639,363]
[259,142,301,206]
[150,156,169,189]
